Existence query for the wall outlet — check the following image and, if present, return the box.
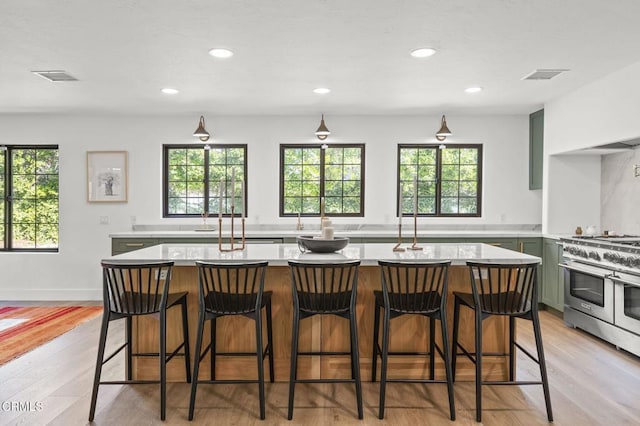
[99,216,110,225]
[130,215,137,225]
[156,270,170,280]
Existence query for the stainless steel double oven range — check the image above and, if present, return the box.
[561,236,640,356]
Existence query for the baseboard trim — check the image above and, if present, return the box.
[0,289,102,301]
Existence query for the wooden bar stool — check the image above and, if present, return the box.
[372,260,455,420]
[287,260,363,420]
[188,261,274,421]
[89,261,191,421]
[451,261,553,422]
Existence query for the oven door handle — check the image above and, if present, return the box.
[609,276,640,288]
[559,263,609,279]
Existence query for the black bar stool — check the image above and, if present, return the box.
[188,261,274,421]
[451,261,553,422]
[372,260,455,420]
[89,261,191,421]
[287,260,363,420]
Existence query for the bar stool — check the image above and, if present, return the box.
[287,260,363,420]
[188,261,274,421]
[372,260,455,420]
[89,261,191,421]
[451,261,553,422]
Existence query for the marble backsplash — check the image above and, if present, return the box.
[601,146,640,234]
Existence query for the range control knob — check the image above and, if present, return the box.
[632,257,640,267]
[588,251,601,261]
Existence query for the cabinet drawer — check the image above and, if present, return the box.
[112,238,159,254]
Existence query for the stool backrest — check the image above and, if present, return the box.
[378,260,451,313]
[101,261,174,315]
[466,261,539,315]
[196,261,268,314]
[288,260,360,314]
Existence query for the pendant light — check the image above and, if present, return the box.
[315,114,331,140]
[435,115,452,141]
[193,116,210,142]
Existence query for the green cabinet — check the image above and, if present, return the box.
[529,108,544,190]
[111,237,283,255]
[112,238,159,255]
[518,237,542,257]
[541,238,564,311]
[516,238,543,301]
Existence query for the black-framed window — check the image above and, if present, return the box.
[163,144,247,217]
[398,144,482,217]
[280,144,365,216]
[1,145,59,251]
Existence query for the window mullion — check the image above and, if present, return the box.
[4,148,12,250]
[204,148,210,214]
[435,147,442,216]
[319,147,325,204]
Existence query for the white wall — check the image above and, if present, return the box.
[0,113,538,300]
[543,60,640,234]
[544,154,601,234]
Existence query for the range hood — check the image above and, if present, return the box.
[566,137,640,155]
[591,137,640,150]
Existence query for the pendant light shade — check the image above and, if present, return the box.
[315,114,331,140]
[435,115,452,141]
[193,116,210,142]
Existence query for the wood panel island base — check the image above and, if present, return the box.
[103,243,540,383]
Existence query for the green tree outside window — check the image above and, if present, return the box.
[280,144,365,217]
[398,144,482,217]
[1,146,59,250]
[164,145,247,217]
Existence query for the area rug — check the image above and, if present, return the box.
[0,306,103,365]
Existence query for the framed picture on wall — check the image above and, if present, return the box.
[87,151,128,202]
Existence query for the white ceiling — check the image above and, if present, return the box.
[2,0,640,116]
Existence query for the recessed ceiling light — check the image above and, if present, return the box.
[464,87,483,93]
[313,87,331,95]
[410,48,437,58]
[208,48,234,58]
[161,88,179,95]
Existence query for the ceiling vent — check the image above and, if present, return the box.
[31,70,78,82]
[521,69,569,80]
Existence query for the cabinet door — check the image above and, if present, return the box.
[529,109,544,190]
[541,238,564,311]
[518,238,542,257]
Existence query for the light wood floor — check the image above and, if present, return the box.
[0,307,639,425]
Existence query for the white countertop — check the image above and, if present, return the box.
[103,243,541,266]
[109,229,545,239]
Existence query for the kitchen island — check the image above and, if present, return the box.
[103,243,540,382]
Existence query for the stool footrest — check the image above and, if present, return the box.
[293,378,358,384]
[481,380,545,386]
[384,378,450,384]
[296,351,351,356]
[99,380,162,385]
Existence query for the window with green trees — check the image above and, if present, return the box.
[0,146,59,250]
[398,144,482,217]
[280,144,365,216]
[163,144,247,217]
